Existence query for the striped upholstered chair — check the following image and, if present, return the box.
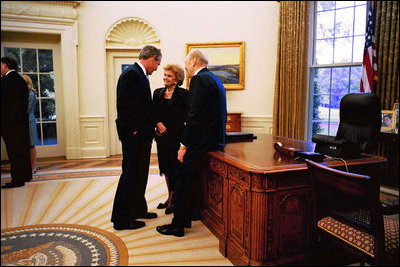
[305,159,399,266]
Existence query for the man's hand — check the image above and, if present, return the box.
[177,145,186,163]
[156,122,167,135]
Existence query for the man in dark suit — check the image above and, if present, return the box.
[111,45,162,230]
[156,50,227,237]
[1,56,32,189]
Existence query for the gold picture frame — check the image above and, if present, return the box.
[393,102,399,111]
[185,41,245,90]
[393,103,399,131]
[381,110,396,132]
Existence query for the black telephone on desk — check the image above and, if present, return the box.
[273,142,325,162]
[274,142,302,158]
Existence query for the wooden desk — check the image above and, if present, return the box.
[201,134,387,266]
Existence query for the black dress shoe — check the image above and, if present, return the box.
[157,203,168,209]
[138,212,158,219]
[156,224,184,237]
[157,220,191,229]
[165,206,174,215]
[184,220,192,228]
[1,182,25,189]
[113,220,145,230]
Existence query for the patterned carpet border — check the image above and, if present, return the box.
[1,224,128,266]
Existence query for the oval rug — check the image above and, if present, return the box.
[1,224,128,266]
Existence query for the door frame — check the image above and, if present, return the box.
[106,49,140,156]
[1,40,64,158]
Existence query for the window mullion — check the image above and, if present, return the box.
[36,48,44,146]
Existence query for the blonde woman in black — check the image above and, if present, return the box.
[153,64,188,214]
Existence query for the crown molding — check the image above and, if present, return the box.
[1,1,80,20]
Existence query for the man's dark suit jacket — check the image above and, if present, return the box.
[112,62,155,223]
[1,71,29,133]
[181,68,227,153]
[1,70,32,183]
[115,62,154,143]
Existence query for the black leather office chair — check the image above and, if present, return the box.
[305,159,399,266]
[313,93,381,158]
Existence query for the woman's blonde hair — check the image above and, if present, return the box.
[21,74,37,93]
[163,64,185,86]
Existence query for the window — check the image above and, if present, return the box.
[308,1,367,139]
[3,47,57,146]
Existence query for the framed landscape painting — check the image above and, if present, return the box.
[185,41,245,90]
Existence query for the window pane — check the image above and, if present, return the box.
[39,74,55,97]
[331,94,347,109]
[336,1,354,9]
[315,39,333,64]
[354,5,367,35]
[314,94,331,121]
[314,121,329,135]
[353,35,364,62]
[329,122,339,136]
[4,47,21,72]
[332,67,350,96]
[317,1,335,11]
[335,7,354,37]
[121,64,134,72]
[312,121,324,135]
[22,48,37,72]
[334,37,352,63]
[42,123,57,145]
[316,10,335,39]
[330,105,340,123]
[350,66,362,92]
[313,68,331,94]
[355,1,367,6]
[39,49,54,72]
[41,99,56,121]
[313,95,323,120]
[36,124,42,146]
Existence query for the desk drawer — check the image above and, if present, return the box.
[226,113,241,132]
[226,122,241,132]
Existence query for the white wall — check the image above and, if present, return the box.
[76,0,279,125]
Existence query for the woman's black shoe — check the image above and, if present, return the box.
[157,202,168,209]
[165,206,174,214]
